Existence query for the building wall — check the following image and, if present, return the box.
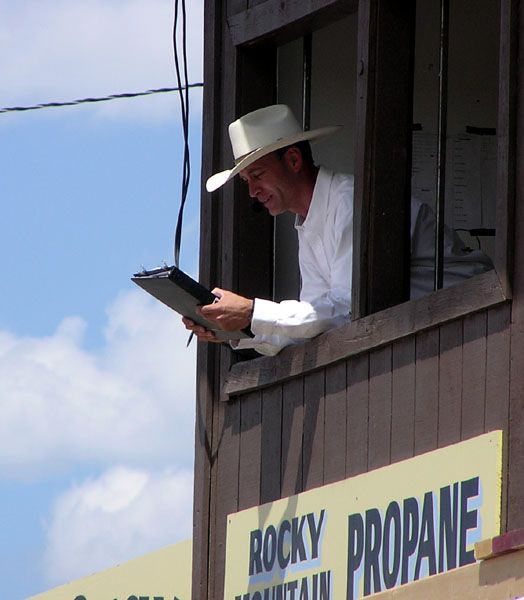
[192,1,522,598]
[201,303,516,598]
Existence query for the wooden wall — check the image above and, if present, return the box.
[196,302,521,598]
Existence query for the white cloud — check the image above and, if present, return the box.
[0,289,197,478]
[0,0,203,120]
[42,465,193,584]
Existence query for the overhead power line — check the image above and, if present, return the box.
[0,83,204,114]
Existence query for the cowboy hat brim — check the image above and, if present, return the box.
[206,125,341,193]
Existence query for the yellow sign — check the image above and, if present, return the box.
[28,539,192,600]
[224,431,503,600]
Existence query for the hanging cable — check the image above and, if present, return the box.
[0,84,203,114]
[172,0,191,269]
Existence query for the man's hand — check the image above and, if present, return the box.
[199,288,254,331]
[182,317,220,343]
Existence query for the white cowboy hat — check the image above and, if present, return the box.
[205,104,340,192]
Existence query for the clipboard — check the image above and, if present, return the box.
[131,266,254,341]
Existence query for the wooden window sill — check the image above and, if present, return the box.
[223,270,507,398]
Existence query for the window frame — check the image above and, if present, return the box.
[205,0,516,398]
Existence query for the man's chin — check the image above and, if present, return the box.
[267,205,285,217]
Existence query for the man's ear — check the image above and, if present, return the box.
[284,146,303,173]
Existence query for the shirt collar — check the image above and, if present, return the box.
[295,166,332,229]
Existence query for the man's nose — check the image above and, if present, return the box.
[247,179,259,198]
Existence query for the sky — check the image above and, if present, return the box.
[0,1,204,597]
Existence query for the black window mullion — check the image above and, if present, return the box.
[434,0,450,291]
[302,33,313,131]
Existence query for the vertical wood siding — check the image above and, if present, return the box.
[414,329,439,454]
[200,305,516,598]
[438,320,463,447]
[391,337,416,461]
[260,386,283,504]
[346,353,369,476]
[506,1,524,532]
[324,361,348,483]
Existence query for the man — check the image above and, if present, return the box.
[184,104,352,356]
[183,104,492,356]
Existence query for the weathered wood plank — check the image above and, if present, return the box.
[260,385,283,504]
[353,0,415,316]
[368,346,392,470]
[507,0,524,531]
[217,12,239,297]
[485,304,511,432]
[192,345,216,600]
[193,0,232,596]
[437,319,463,447]
[346,353,369,477]
[281,378,305,497]
[475,528,524,560]
[324,361,347,484]
[508,336,524,536]
[204,369,221,600]
[228,0,249,18]
[495,0,518,296]
[211,399,241,600]
[391,337,416,463]
[461,312,487,439]
[508,308,524,534]
[351,0,372,321]
[224,271,506,397]
[228,0,357,47]
[414,329,439,454]
[207,5,243,596]
[485,303,511,532]
[238,391,262,510]
[302,370,325,490]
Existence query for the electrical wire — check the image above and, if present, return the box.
[0,84,203,114]
[2,1,195,274]
[172,0,191,269]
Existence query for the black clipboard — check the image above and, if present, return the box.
[131,266,254,341]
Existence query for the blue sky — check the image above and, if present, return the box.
[0,1,203,597]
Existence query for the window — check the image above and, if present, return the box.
[209,0,514,390]
[271,1,503,318]
[410,0,499,288]
[351,0,507,318]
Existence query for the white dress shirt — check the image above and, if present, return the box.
[235,168,353,356]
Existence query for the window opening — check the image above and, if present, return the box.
[273,16,357,303]
[411,0,499,296]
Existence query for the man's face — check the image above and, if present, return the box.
[239,151,297,217]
